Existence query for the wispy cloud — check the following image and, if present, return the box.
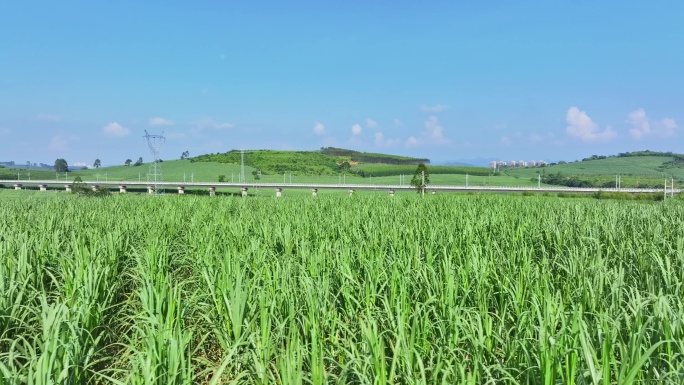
[403,115,451,147]
[565,107,616,142]
[423,116,449,143]
[102,122,130,138]
[49,134,69,151]
[528,134,543,143]
[627,108,651,139]
[149,117,174,126]
[374,132,399,147]
[35,114,61,122]
[194,118,233,130]
[166,132,187,140]
[351,124,362,135]
[365,118,377,128]
[393,119,402,127]
[662,118,677,136]
[420,104,448,113]
[313,121,325,135]
[405,136,420,147]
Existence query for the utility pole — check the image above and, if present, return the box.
[421,170,425,197]
[538,174,541,189]
[466,174,469,188]
[240,149,245,183]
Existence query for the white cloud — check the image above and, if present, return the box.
[149,117,174,126]
[313,121,325,135]
[102,122,130,138]
[528,134,543,143]
[662,118,677,136]
[627,108,651,139]
[394,119,402,127]
[194,118,233,130]
[365,118,377,128]
[421,104,448,113]
[500,136,512,145]
[49,135,68,151]
[405,136,420,147]
[35,114,61,122]
[351,124,362,135]
[565,107,616,142]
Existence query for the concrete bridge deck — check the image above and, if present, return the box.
[1,179,680,196]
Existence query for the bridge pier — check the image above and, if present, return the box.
[14,184,22,190]
[91,185,99,192]
[65,184,72,193]
[209,187,216,196]
[241,187,248,197]
[348,189,355,196]
[39,185,47,192]
[178,186,185,195]
[119,185,127,194]
[147,186,154,194]
[431,190,436,195]
[389,190,395,197]
[311,188,318,197]
[275,187,282,197]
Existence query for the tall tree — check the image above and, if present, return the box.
[410,163,430,195]
[134,157,143,166]
[180,150,190,159]
[124,159,132,166]
[54,158,69,173]
[94,159,101,168]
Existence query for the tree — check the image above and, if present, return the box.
[134,157,143,166]
[410,163,430,195]
[218,175,226,182]
[252,170,260,180]
[180,150,190,160]
[124,159,132,166]
[94,159,101,168]
[54,158,69,173]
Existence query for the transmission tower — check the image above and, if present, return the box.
[143,130,166,194]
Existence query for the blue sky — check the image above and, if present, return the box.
[1,1,682,167]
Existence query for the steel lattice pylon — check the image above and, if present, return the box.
[144,130,165,195]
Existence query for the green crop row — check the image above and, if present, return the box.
[1,194,683,384]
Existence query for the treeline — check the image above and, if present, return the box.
[616,150,683,158]
[538,172,667,188]
[580,150,684,162]
[320,147,430,165]
[355,164,493,177]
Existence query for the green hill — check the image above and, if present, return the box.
[0,160,247,184]
[504,151,684,188]
[191,148,493,177]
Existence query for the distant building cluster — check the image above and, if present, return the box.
[489,160,547,169]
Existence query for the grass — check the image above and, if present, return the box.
[1,192,683,384]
